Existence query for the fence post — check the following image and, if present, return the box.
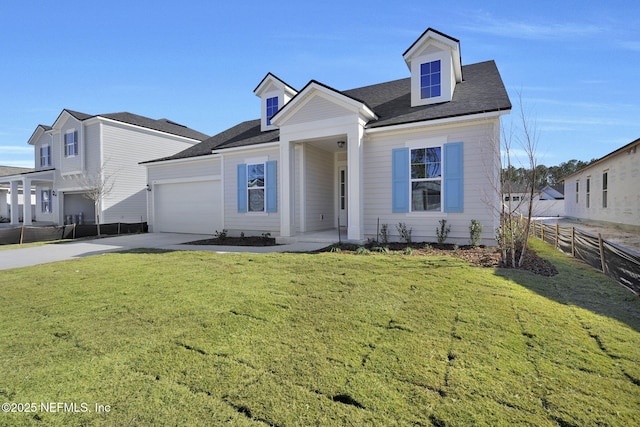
[541,224,544,242]
[571,227,575,257]
[20,226,25,245]
[598,233,606,273]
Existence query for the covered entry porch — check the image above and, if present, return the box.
[0,170,54,226]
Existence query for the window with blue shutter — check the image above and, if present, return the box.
[392,148,410,213]
[238,161,277,213]
[443,142,464,213]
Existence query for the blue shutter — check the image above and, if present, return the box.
[266,160,277,213]
[237,163,247,213]
[392,148,410,213]
[443,142,464,213]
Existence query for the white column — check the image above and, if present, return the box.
[0,189,7,218]
[280,137,293,238]
[347,124,365,242]
[22,178,32,225]
[9,181,19,225]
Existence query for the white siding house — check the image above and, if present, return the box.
[563,138,640,227]
[0,110,208,227]
[145,28,512,245]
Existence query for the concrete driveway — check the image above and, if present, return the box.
[0,233,330,270]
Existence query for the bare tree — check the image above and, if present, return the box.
[78,162,117,237]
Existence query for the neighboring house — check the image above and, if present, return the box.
[0,166,35,222]
[0,110,208,226]
[503,183,565,217]
[144,28,511,244]
[563,137,640,227]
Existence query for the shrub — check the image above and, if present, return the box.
[436,219,450,244]
[355,247,370,255]
[403,246,414,255]
[379,224,390,244]
[469,219,483,247]
[214,229,228,240]
[396,222,412,244]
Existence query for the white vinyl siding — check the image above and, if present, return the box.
[101,122,198,223]
[303,144,335,231]
[285,96,354,126]
[223,147,280,235]
[363,120,500,244]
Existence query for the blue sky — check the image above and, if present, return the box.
[1,0,638,169]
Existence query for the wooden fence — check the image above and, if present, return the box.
[531,221,640,294]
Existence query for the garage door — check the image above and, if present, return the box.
[154,180,222,234]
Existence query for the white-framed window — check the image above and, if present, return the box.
[410,146,442,211]
[420,60,441,99]
[602,171,608,208]
[247,163,265,212]
[266,96,278,126]
[586,177,591,208]
[40,145,51,167]
[41,190,52,213]
[64,130,78,157]
[575,181,579,204]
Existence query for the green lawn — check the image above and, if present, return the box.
[0,240,638,426]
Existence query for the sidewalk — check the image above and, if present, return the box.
[0,233,331,270]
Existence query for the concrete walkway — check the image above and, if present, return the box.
[0,233,332,270]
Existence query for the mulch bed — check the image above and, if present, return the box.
[184,236,558,277]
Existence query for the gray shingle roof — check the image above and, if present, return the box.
[63,110,209,141]
[148,60,510,163]
[0,165,34,178]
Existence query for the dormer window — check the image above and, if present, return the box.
[420,60,441,99]
[266,96,279,126]
[254,73,297,132]
[403,28,463,107]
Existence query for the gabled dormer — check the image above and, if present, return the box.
[254,73,297,132]
[403,28,463,107]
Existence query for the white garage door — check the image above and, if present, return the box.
[154,180,222,234]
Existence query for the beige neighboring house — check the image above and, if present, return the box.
[563,137,640,227]
[0,110,208,227]
[0,166,35,222]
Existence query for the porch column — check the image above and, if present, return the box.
[0,189,7,218]
[280,137,294,237]
[346,124,365,242]
[9,180,20,225]
[22,178,32,225]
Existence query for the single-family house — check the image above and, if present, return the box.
[0,110,208,227]
[563,137,640,227]
[144,28,512,244]
[503,184,565,217]
[0,166,35,222]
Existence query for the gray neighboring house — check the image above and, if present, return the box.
[0,110,208,226]
[0,166,35,222]
[144,28,512,244]
[563,137,640,227]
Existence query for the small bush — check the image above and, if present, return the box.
[436,219,451,244]
[329,246,342,253]
[403,246,414,255]
[214,229,228,240]
[396,222,412,244]
[355,247,370,255]
[371,246,390,254]
[469,219,483,247]
[379,224,390,244]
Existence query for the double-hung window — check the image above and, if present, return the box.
[420,60,441,99]
[602,171,608,208]
[64,130,78,157]
[410,147,442,211]
[266,97,278,126]
[575,181,579,204]
[586,177,591,208]
[40,145,51,167]
[247,163,265,212]
[41,190,52,213]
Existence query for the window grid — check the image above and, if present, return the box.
[247,163,265,212]
[602,171,608,208]
[410,147,442,211]
[41,190,51,213]
[420,60,441,99]
[40,145,51,167]
[266,97,278,126]
[64,131,78,157]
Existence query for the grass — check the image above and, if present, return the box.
[0,240,638,426]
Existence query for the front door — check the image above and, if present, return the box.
[338,166,347,227]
